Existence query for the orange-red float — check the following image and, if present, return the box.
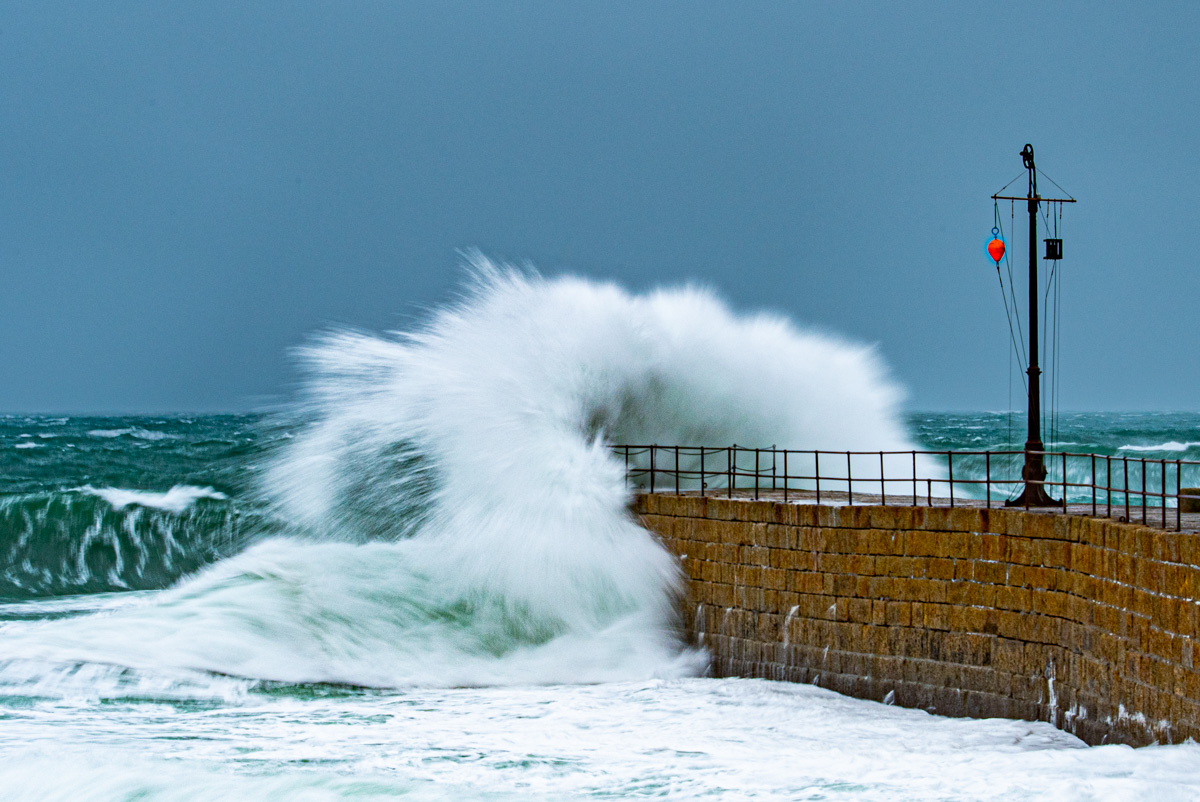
[987,228,1005,264]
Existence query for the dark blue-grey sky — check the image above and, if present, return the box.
[2,2,1197,413]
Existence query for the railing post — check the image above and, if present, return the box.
[783,450,789,504]
[1142,458,1148,525]
[880,451,886,505]
[815,451,821,505]
[912,451,917,506]
[754,447,760,500]
[1123,457,1129,519]
[1162,458,1167,529]
[1177,459,1183,532]
[1062,452,1068,510]
[675,446,681,495]
[1107,456,1112,519]
[728,446,734,498]
[700,447,706,497]
[948,451,954,508]
[650,446,656,495]
[1024,452,1030,509]
[1091,454,1096,517]
[846,451,853,505]
[986,452,992,509]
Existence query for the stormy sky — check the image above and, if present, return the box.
[2,2,1197,412]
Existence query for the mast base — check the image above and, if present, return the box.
[1005,440,1063,508]
[1005,484,1063,508]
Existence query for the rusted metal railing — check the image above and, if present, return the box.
[612,445,1200,532]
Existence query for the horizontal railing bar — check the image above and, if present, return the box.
[614,444,1200,527]
[616,448,1200,466]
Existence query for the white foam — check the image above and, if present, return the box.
[13,442,42,450]
[81,485,227,513]
[0,679,1197,800]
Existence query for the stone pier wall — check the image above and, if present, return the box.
[634,494,1200,746]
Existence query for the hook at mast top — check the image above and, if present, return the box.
[1020,144,1038,208]
[1020,144,1035,171]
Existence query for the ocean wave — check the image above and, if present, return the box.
[0,491,246,599]
[82,485,228,513]
[13,442,42,450]
[1118,441,1200,453]
[86,427,176,441]
[0,259,926,688]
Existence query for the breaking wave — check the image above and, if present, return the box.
[1119,441,1200,453]
[0,258,921,690]
[0,490,244,599]
[86,427,177,441]
[82,485,228,513]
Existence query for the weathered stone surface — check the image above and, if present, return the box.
[638,493,1200,746]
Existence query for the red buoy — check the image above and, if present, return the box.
[987,227,1005,264]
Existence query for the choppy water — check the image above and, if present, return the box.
[3,266,1199,799]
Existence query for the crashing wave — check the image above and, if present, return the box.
[0,257,921,689]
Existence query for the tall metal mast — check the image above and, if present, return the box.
[992,144,1074,507]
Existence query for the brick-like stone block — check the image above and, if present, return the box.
[706,497,745,522]
[836,505,873,530]
[948,508,984,533]
[972,560,1007,586]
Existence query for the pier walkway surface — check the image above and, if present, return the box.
[646,488,1200,533]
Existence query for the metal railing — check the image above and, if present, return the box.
[612,445,1200,532]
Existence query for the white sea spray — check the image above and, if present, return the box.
[0,259,921,688]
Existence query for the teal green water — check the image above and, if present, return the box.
[0,415,282,599]
[3,412,1200,601]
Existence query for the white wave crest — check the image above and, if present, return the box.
[0,258,924,689]
[86,427,175,441]
[1119,441,1200,453]
[81,485,228,513]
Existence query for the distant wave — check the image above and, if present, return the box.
[13,442,42,450]
[86,428,176,441]
[1118,442,1200,453]
[82,485,228,514]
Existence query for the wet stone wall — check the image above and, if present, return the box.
[634,494,1200,746]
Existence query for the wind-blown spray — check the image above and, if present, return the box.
[0,257,921,689]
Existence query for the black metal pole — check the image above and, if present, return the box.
[1007,143,1057,507]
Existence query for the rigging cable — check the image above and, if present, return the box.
[1007,200,1027,370]
[992,202,1028,385]
[1040,200,1065,454]
[1008,319,1014,450]
[1043,261,1056,449]
[1036,167,1075,201]
[1054,205,1060,451]
[995,171,1027,196]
